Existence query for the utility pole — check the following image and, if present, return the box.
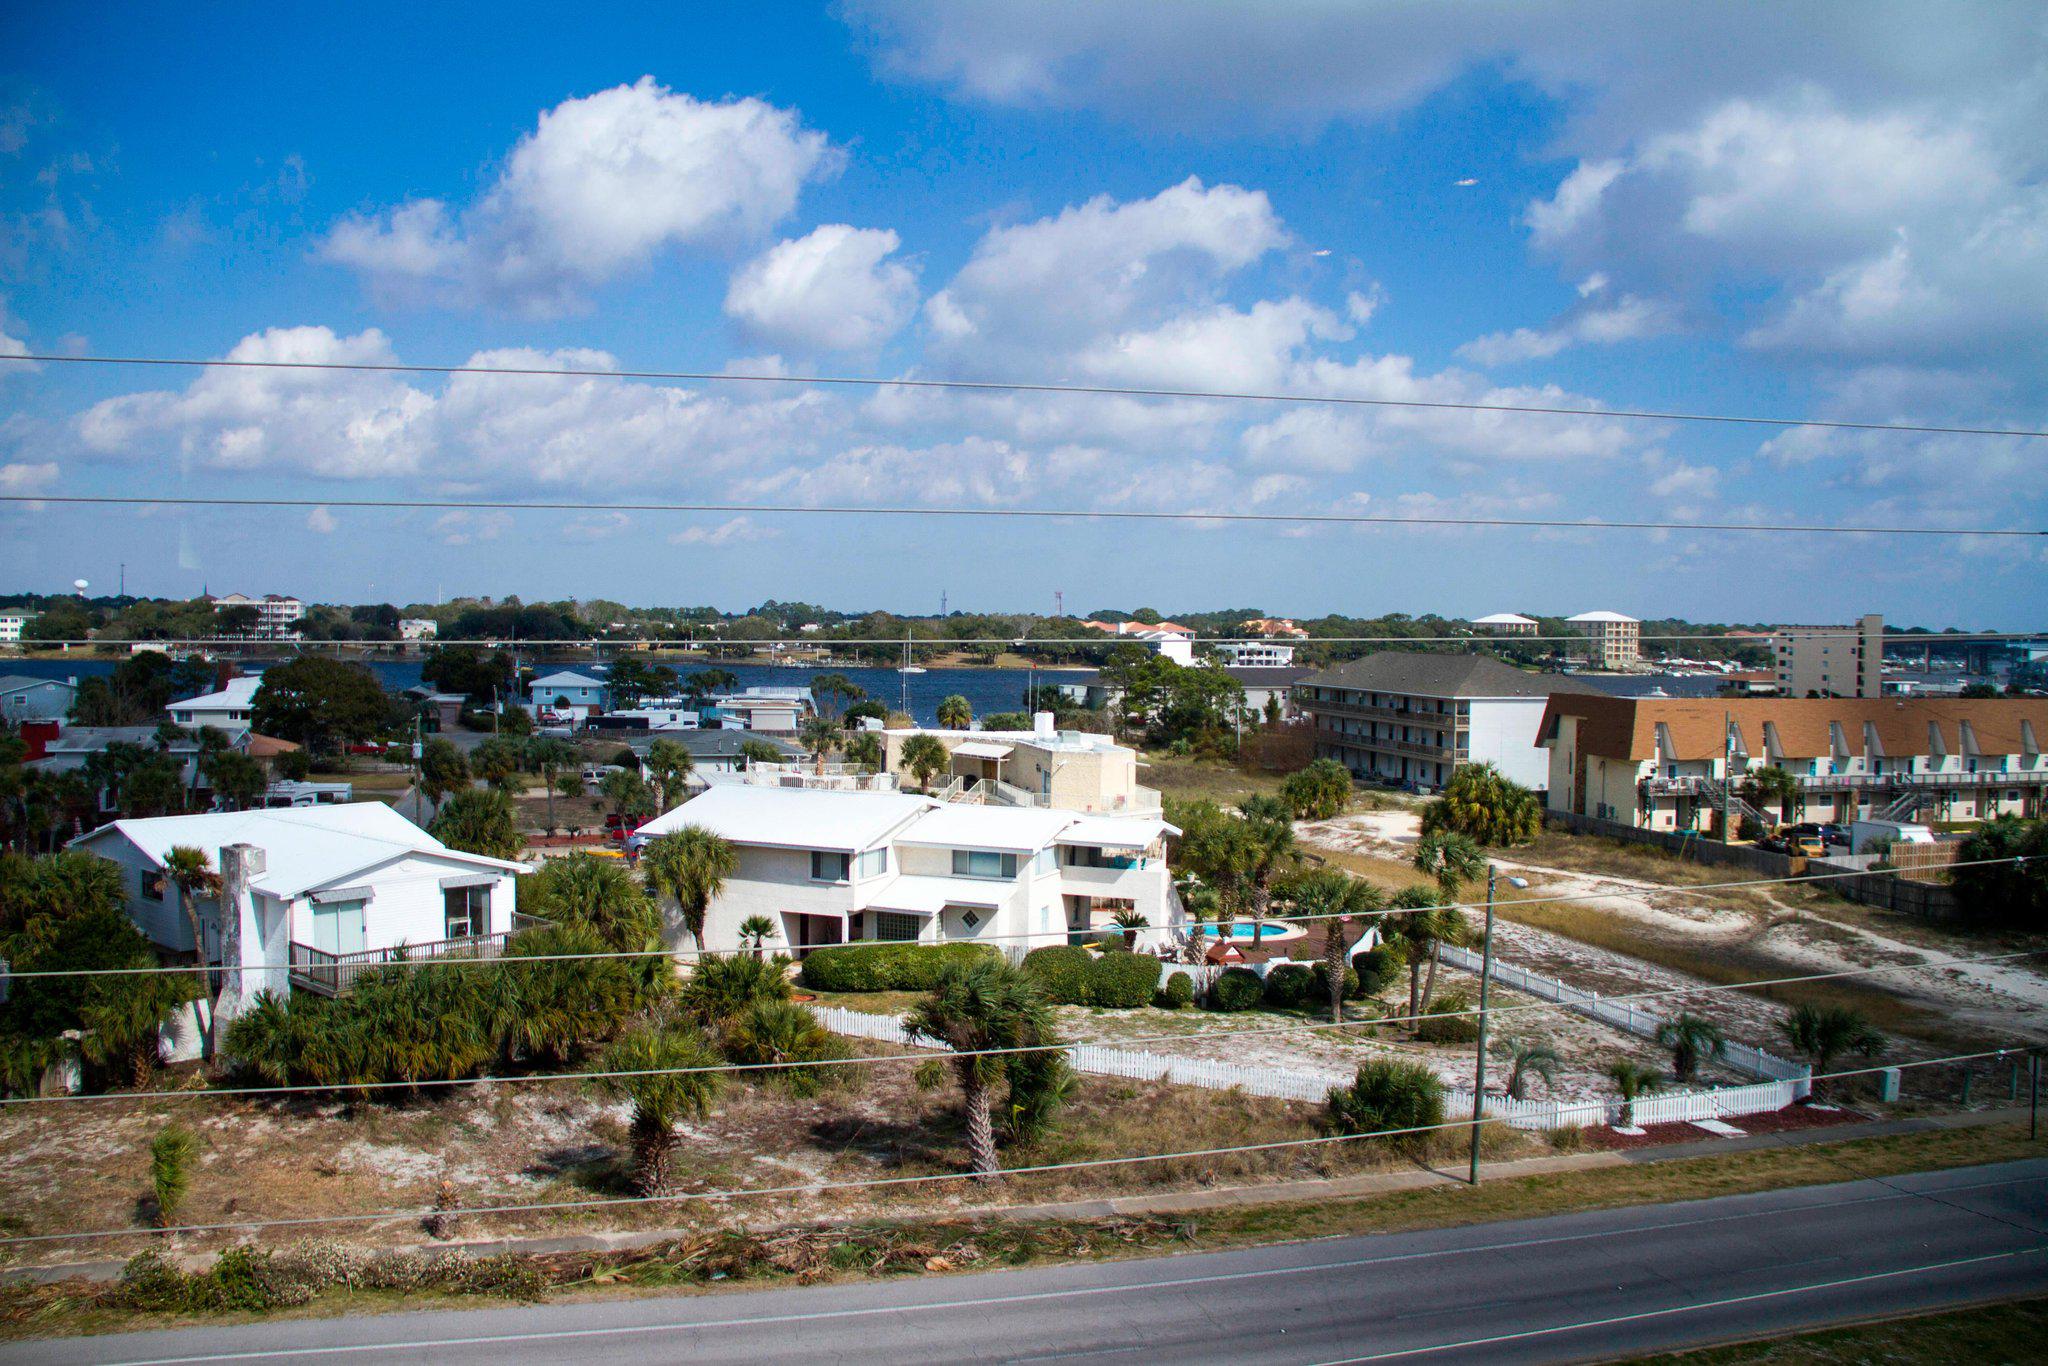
[1469,864,1528,1184]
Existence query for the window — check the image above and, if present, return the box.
[140,869,165,901]
[958,909,982,930]
[873,912,921,942]
[810,851,851,882]
[1034,847,1056,874]
[856,847,888,878]
[443,884,488,938]
[952,849,1018,879]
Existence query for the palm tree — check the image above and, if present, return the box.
[798,715,840,775]
[842,731,883,772]
[594,1025,723,1195]
[429,788,523,860]
[737,914,778,957]
[418,737,471,807]
[1109,907,1150,949]
[1238,797,1298,946]
[203,750,266,811]
[903,958,1060,1180]
[162,845,221,992]
[1655,1013,1726,1083]
[1608,1060,1663,1127]
[528,737,580,829]
[641,826,738,951]
[1505,1041,1561,1101]
[1287,867,1387,1023]
[1383,886,1467,1021]
[523,850,661,952]
[643,738,694,809]
[936,694,972,729]
[899,733,951,791]
[1412,829,1485,902]
[1418,762,1542,846]
[1740,765,1801,827]
[1778,1004,1885,1098]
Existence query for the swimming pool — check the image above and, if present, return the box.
[1191,922,1305,943]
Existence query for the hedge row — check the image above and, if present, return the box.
[1021,945,1159,1009]
[796,942,999,993]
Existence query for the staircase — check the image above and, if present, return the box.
[1877,787,1935,822]
[1696,777,1767,831]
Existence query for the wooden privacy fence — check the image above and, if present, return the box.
[812,1006,1804,1131]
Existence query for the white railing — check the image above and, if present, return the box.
[1436,944,1810,1090]
[812,1004,1805,1129]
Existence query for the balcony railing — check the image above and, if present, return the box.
[288,915,548,996]
[1645,768,2048,798]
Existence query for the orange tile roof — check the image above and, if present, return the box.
[1540,695,2048,763]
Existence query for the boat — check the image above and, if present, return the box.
[897,632,926,674]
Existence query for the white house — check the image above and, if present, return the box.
[0,673,75,722]
[1212,640,1296,668]
[633,785,1178,958]
[399,618,439,641]
[166,674,262,736]
[527,670,608,722]
[0,612,34,644]
[71,803,529,1021]
[705,686,810,734]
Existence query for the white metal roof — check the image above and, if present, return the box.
[635,785,935,852]
[895,803,1077,853]
[1567,610,1639,623]
[71,802,527,899]
[951,740,1015,759]
[1055,815,1178,849]
[170,675,263,710]
[530,670,606,689]
[1471,612,1538,626]
[863,874,1006,914]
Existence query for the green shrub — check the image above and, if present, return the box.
[1311,961,1361,1003]
[679,953,792,1027]
[1261,963,1317,1009]
[1207,967,1264,1012]
[1352,945,1402,996]
[1154,970,1196,1010]
[720,1000,854,1097]
[1415,989,1480,1043]
[149,1123,198,1227]
[1085,951,1160,1008]
[1326,1059,1445,1153]
[1020,945,1094,1005]
[798,941,997,992]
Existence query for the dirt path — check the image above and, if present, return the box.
[1300,809,2048,1049]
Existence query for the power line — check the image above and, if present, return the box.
[6,854,2030,983]
[0,1049,2015,1248]
[11,629,2048,648]
[8,351,2048,440]
[8,941,2041,1108]
[3,492,2040,539]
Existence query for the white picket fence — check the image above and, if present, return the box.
[1436,944,1811,1093]
[814,1005,1802,1131]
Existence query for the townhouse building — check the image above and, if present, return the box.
[1539,694,2048,831]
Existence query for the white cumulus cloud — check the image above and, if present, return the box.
[725,224,918,351]
[321,78,838,314]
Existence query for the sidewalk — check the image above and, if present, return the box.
[3,1106,2028,1286]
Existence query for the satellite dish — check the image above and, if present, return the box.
[72,579,89,591]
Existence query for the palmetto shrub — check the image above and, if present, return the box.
[492,923,642,1063]
[720,1000,855,1098]
[678,953,792,1028]
[798,942,997,992]
[1207,967,1264,1012]
[1326,1059,1446,1154]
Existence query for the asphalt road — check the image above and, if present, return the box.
[12,1160,2048,1366]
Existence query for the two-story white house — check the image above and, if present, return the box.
[632,785,1178,958]
[72,804,529,1019]
[166,674,263,737]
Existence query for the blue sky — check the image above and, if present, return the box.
[1,1,2043,625]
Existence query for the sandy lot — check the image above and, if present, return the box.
[1300,809,2048,1052]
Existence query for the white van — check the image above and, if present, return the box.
[1849,819,1936,854]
